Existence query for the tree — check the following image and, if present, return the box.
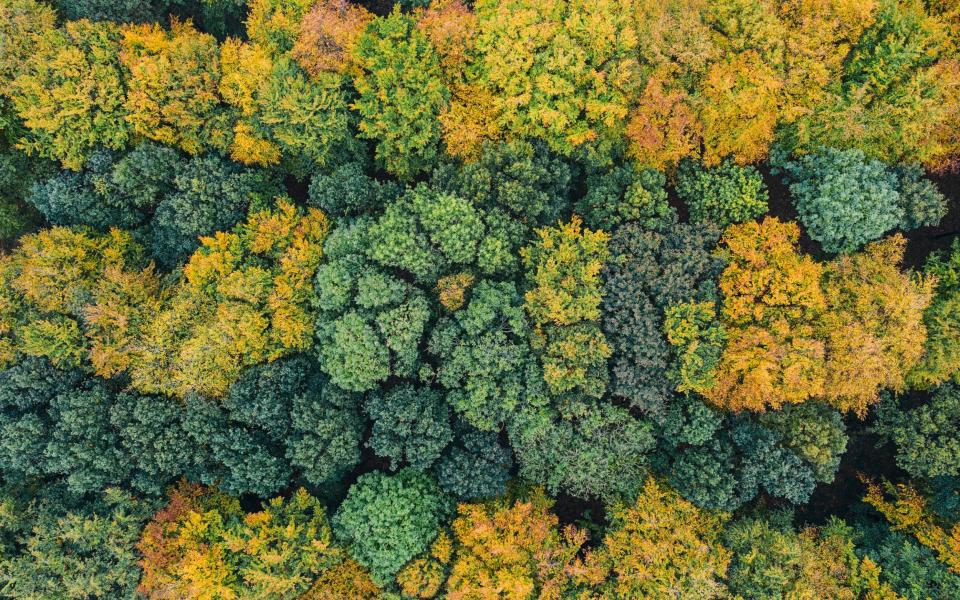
[351,8,449,180]
[308,160,402,218]
[655,395,844,511]
[119,19,229,155]
[576,477,731,599]
[0,226,146,369]
[522,216,611,398]
[430,140,573,227]
[138,483,353,599]
[0,0,56,88]
[694,50,781,165]
[313,218,431,392]
[777,148,906,253]
[911,240,960,388]
[433,423,513,501]
[863,480,960,575]
[707,218,826,412]
[724,515,903,599]
[220,39,353,172]
[333,469,451,585]
[577,163,672,232]
[427,280,539,431]
[128,199,330,398]
[601,220,724,416]
[818,235,931,415]
[874,384,960,479]
[292,0,373,77]
[10,19,130,170]
[148,153,283,267]
[508,402,655,502]
[858,523,960,600]
[245,0,315,57]
[467,0,636,160]
[675,158,768,228]
[366,184,525,284]
[0,486,154,599]
[445,488,586,598]
[364,383,452,471]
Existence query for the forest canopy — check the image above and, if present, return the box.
[1,0,960,598]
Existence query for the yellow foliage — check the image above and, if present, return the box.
[397,531,453,598]
[626,67,703,172]
[446,489,587,600]
[437,272,475,311]
[696,50,782,165]
[120,19,229,154]
[819,236,933,416]
[577,477,730,599]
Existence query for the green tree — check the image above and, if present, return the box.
[0,485,154,600]
[777,148,905,253]
[874,385,960,479]
[351,8,449,179]
[601,220,724,416]
[364,383,452,471]
[577,163,673,232]
[433,423,513,501]
[333,469,451,585]
[427,280,540,431]
[675,158,769,228]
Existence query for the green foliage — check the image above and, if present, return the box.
[663,300,726,395]
[778,147,905,253]
[0,485,154,599]
[308,161,402,217]
[577,163,673,232]
[601,221,725,416]
[53,0,161,23]
[508,403,656,502]
[26,143,283,268]
[911,240,960,388]
[433,424,512,500]
[656,396,839,511]
[723,516,878,599]
[875,384,960,479]
[0,146,48,239]
[858,523,960,600]
[522,217,612,398]
[314,220,431,391]
[428,280,540,431]
[894,164,947,230]
[333,469,451,585]
[11,20,131,170]
[366,184,524,284]
[364,383,452,471]
[431,140,574,226]
[675,159,768,228]
[352,8,448,179]
[147,153,282,267]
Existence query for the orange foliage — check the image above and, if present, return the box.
[626,68,703,172]
[293,0,373,77]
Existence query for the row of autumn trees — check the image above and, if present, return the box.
[1,0,960,598]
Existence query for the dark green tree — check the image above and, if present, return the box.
[364,383,453,471]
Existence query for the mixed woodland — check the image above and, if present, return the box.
[3,0,960,598]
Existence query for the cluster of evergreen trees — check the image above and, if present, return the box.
[1,0,960,597]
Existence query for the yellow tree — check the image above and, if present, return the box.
[120,19,231,155]
[446,488,586,599]
[707,218,826,411]
[576,477,731,599]
[819,235,932,416]
[10,19,131,169]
